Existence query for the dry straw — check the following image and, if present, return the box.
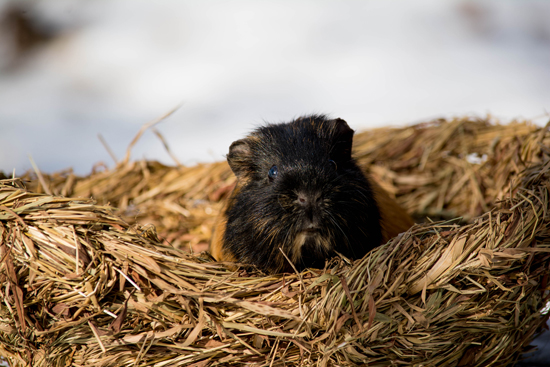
[1,116,550,366]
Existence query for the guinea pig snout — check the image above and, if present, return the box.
[295,191,322,206]
[295,191,323,228]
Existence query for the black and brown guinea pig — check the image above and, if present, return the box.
[210,115,413,273]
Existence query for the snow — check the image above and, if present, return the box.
[1,0,549,175]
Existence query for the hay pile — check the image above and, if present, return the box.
[1,116,550,366]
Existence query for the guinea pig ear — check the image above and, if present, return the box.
[329,118,355,161]
[227,138,253,178]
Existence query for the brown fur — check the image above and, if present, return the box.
[370,179,414,243]
[210,191,238,265]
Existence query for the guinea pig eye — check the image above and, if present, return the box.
[268,165,278,181]
[329,160,337,170]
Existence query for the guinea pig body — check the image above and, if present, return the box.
[210,115,413,273]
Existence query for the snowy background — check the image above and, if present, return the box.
[0,0,550,365]
[0,0,549,176]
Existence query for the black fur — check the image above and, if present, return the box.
[223,115,382,273]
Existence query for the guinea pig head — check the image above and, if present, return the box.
[223,115,382,273]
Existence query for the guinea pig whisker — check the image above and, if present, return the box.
[277,194,286,211]
[282,227,292,248]
[328,173,343,185]
[327,212,351,249]
[351,186,371,203]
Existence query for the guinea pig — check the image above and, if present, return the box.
[210,115,413,273]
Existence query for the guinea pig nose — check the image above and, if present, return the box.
[296,191,320,206]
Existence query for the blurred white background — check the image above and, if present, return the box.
[0,0,549,176]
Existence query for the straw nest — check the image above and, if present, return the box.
[1,116,550,366]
